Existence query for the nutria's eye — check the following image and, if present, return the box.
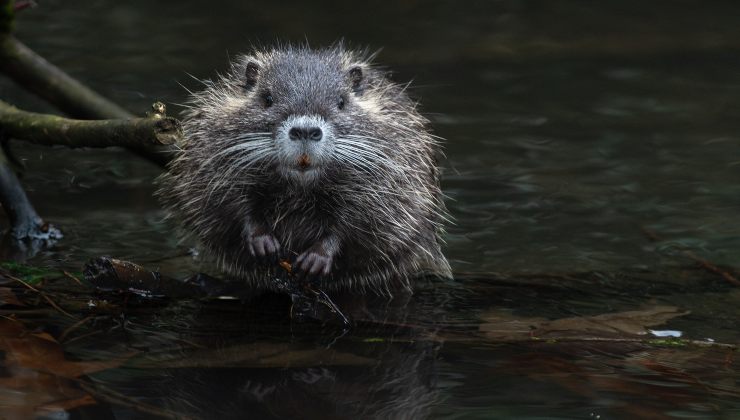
[262,93,273,108]
[337,97,345,110]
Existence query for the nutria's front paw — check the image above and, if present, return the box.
[247,233,281,264]
[295,247,333,281]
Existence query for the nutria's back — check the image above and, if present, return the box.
[157,45,450,293]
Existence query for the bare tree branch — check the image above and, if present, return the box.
[0,35,174,166]
[0,100,182,148]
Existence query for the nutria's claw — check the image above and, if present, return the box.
[294,249,333,281]
[248,234,281,264]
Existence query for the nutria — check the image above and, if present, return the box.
[157,44,450,293]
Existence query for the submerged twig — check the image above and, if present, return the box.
[641,226,740,287]
[39,291,76,319]
[275,259,351,327]
[2,269,39,292]
[62,271,83,286]
[58,315,93,343]
[61,329,103,345]
[0,264,85,321]
[1,267,78,318]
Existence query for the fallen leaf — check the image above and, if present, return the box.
[1,320,132,378]
[479,305,690,340]
[537,305,691,337]
[0,318,135,417]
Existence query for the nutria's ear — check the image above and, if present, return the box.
[347,65,364,93]
[244,61,261,89]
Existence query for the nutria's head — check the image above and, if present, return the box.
[199,46,390,186]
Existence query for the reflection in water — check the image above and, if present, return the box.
[76,291,443,420]
[124,344,439,420]
[0,232,59,262]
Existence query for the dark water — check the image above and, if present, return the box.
[1,1,740,418]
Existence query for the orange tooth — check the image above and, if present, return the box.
[297,154,311,168]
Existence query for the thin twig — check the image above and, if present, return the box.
[4,271,40,292]
[641,226,740,287]
[58,315,93,342]
[62,270,83,286]
[1,269,77,318]
[692,259,740,287]
[62,329,103,345]
[39,292,77,319]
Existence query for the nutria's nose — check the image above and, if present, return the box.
[289,126,323,141]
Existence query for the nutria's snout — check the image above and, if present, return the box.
[277,114,333,180]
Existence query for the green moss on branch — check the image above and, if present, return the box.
[0,100,181,148]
